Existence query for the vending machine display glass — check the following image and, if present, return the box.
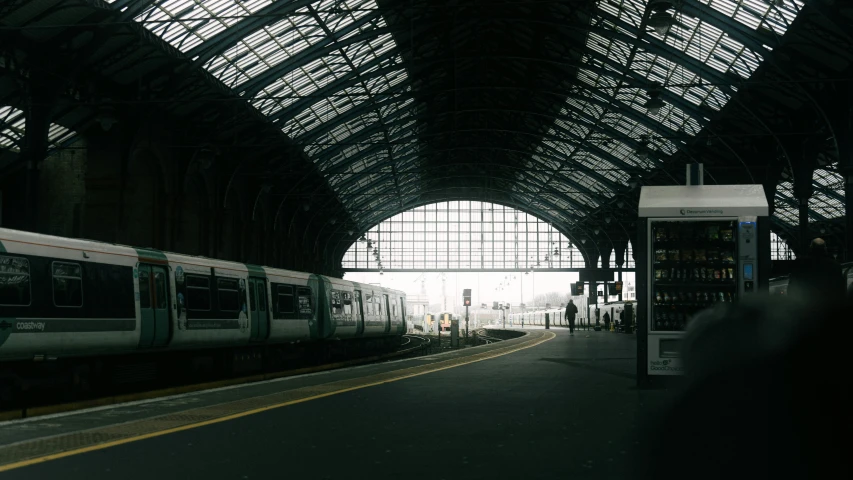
[650,220,738,332]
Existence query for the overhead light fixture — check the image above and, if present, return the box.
[581,238,587,244]
[329,218,337,225]
[605,217,612,224]
[617,200,625,208]
[706,136,715,146]
[647,1,675,36]
[348,230,354,236]
[96,104,118,131]
[366,240,373,248]
[594,228,600,235]
[644,93,665,116]
[628,174,640,189]
[302,202,310,212]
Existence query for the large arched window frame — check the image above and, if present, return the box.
[342,201,595,271]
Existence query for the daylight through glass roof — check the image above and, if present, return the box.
[527,0,810,225]
[104,0,846,233]
[0,106,77,154]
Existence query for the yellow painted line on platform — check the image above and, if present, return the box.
[0,331,553,473]
[3,342,421,421]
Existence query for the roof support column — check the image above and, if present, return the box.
[20,85,52,233]
[614,241,628,302]
[837,102,853,262]
[791,139,819,254]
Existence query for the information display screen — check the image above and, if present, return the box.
[651,220,738,332]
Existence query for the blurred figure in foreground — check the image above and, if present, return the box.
[788,237,845,302]
[641,295,851,480]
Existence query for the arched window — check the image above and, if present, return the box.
[342,201,586,271]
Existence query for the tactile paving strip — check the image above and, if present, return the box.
[0,331,551,469]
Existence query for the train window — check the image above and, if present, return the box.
[342,292,352,315]
[353,290,362,317]
[186,275,211,311]
[52,262,83,308]
[365,292,373,315]
[276,285,294,314]
[154,270,167,309]
[0,256,31,306]
[331,290,343,315]
[138,268,151,309]
[217,278,240,312]
[257,283,266,312]
[297,287,312,314]
[378,295,385,316]
[391,298,397,317]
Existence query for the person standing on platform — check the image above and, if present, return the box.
[603,311,611,331]
[565,299,578,335]
[787,238,846,304]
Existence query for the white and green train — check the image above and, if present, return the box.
[0,227,406,383]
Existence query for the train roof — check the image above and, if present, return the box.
[0,226,138,258]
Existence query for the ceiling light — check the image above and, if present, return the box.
[628,175,640,189]
[302,202,310,212]
[329,218,337,225]
[348,230,354,236]
[644,95,664,116]
[581,238,587,244]
[617,201,625,208]
[605,217,612,224]
[594,228,600,235]
[359,234,366,242]
[648,11,675,36]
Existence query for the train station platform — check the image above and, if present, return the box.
[0,330,675,479]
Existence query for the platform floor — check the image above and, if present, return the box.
[0,330,675,479]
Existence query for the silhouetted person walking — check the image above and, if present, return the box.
[788,238,845,304]
[564,300,577,335]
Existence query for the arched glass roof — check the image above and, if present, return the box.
[98,0,845,236]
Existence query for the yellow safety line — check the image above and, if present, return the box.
[0,331,554,472]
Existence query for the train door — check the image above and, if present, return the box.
[354,289,364,335]
[383,294,391,333]
[399,297,406,331]
[248,277,270,340]
[138,264,170,348]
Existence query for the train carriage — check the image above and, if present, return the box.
[0,227,406,368]
[318,276,359,340]
[0,229,139,361]
[260,268,317,343]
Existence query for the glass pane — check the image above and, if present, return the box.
[53,262,83,307]
[139,268,151,309]
[258,283,266,312]
[0,256,30,306]
[154,270,167,309]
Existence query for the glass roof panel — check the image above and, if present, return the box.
[0,106,78,153]
[136,0,274,53]
[775,176,845,226]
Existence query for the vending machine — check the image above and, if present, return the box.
[636,185,770,385]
